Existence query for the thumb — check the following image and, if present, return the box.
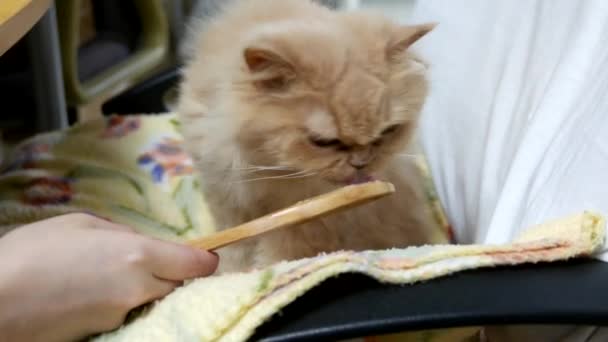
[142,238,219,281]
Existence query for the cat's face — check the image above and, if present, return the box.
[229,20,435,185]
[208,16,434,185]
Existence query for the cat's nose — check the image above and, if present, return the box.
[349,149,373,169]
[349,160,368,170]
[349,155,371,169]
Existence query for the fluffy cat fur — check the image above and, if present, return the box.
[177,0,439,273]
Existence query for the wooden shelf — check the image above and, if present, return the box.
[0,0,52,56]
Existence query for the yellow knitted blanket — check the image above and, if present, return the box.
[92,211,603,342]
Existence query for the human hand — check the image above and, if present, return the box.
[0,213,218,342]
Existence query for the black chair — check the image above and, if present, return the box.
[101,71,608,341]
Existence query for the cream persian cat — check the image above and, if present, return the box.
[177,0,440,273]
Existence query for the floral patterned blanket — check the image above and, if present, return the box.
[0,114,216,239]
[0,114,604,341]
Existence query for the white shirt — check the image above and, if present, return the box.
[412,0,608,259]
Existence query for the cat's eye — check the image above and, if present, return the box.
[255,70,295,92]
[309,137,352,151]
[309,137,342,148]
[381,124,402,135]
[259,76,289,91]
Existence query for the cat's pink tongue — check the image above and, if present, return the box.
[348,174,375,185]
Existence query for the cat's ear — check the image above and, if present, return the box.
[387,23,437,59]
[244,47,290,72]
[244,46,295,90]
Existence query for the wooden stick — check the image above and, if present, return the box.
[187,181,395,251]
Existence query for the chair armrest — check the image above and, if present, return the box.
[101,66,181,115]
[56,0,169,106]
[252,259,608,341]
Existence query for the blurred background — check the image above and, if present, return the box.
[0,0,415,147]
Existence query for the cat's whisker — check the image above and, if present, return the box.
[232,170,318,184]
[281,171,318,178]
[230,165,293,171]
[229,166,297,176]
[394,153,421,159]
[195,165,303,185]
[260,169,313,178]
[234,174,317,184]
